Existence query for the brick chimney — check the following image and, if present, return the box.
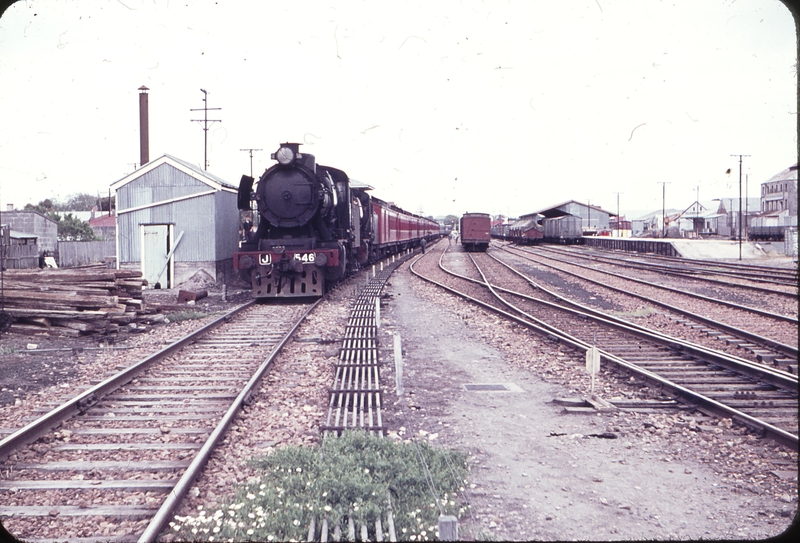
[139,86,150,166]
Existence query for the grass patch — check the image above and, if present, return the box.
[167,309,210,322]
[168,430,469,541]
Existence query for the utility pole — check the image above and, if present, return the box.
[613,192,622,236]
[745,174,749,243]
[190,89,222,170]
[239,148,263,178]
[730,154,750,261]
[658,182,670,238]
[696,183,700,237]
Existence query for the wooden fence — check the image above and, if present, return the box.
[58,240,116,268]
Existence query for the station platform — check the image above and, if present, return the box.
[583,236,794,261]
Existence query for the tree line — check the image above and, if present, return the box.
[23,193,115,241]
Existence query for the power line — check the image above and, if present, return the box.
[190,89,221,170]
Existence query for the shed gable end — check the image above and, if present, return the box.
[117,163,211,209]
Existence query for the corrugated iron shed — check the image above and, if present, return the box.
[112,154,239,287]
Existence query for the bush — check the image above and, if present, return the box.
[168,431,469,541]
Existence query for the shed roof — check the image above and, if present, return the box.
[524,200,614,218]
[110,154,238,193]
[2,228,37,240]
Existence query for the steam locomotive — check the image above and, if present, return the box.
[234,143,440,298]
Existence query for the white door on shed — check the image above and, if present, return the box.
[142,224,171,288]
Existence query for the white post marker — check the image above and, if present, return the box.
[375,297,381,329]
[586,346,600,395]
[394,333,403,396]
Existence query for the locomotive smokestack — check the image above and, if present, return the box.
[138,86,150,166]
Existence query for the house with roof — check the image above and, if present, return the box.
[711,197,761,238]
[676,200,728,238]
[87,211,117,241]
[110,154,240,288]
[630,209,682,237]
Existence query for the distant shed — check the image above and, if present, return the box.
[528,200,613,232]
[0,226,39,268]
[111,154,239,288]
[1,210,58,256]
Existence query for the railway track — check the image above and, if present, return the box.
[0,300,317,543]
[495,245,798,372]
[410,244,798,450]
[538,244,798,293]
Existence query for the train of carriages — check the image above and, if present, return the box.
[457,211,584,252]
[234,143,441,298]
[492,214,584,245]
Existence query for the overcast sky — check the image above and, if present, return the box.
[0,0,796,219]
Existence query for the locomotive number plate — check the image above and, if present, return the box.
[293,252,316,263]
[258,254,272,265]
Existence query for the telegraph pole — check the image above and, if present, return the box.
[658,182,670,238]
[730,154,750,261]
[190,89,222,170]
[745,174,749,242]
[613,191,623,235]
[239,148,263,177]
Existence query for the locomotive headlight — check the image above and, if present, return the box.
[275,146,295,165]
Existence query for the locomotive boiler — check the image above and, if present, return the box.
[234,143,438,298]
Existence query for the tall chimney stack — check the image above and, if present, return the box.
[138,86,150,166]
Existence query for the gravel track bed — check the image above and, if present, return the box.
[1,256,797,541]
[498,248,798,346]
[537,246,799,300]
[403,246,797,539]
[483,250,797,369]
[1,293,281,540]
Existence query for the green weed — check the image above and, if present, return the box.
[168,430,469,541]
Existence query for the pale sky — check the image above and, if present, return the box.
[0,0,797,220]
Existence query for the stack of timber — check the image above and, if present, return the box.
[0,265,149,336]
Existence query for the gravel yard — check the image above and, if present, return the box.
[1,253,797,541]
